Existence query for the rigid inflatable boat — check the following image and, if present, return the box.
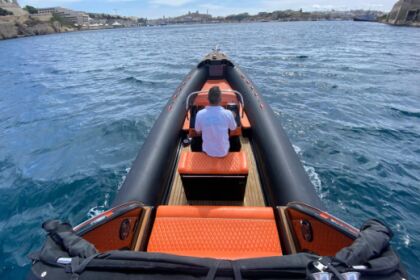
[28,51,406,279]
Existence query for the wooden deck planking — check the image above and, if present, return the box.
[241,137,265,206]
[167,136,265,206]
[167,145,188,205]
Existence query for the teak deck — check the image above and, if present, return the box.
[167,136,265,206]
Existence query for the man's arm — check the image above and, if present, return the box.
[227,111,237,131]
[195,112,202,132]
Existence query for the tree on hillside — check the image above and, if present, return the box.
[137,17,147,24]
[23,5,38,14]
[226,13,250,21]
[0,7,13,16]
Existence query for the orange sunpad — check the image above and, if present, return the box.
[178,151,248,175]
[147,206,282,259]
[194,93,238,107]
[201,79,232,91]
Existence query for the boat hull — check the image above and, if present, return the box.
[113,53,323,209]
[112,67,207,206]
[28,52,407,280]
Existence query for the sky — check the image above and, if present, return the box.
[18,0,398,19]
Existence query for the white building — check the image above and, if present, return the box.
[37,7,88,26]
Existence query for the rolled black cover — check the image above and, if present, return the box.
[29,219,407,279]
[226,65,324,209]
[112,67,207,206]
[335,219,393,266]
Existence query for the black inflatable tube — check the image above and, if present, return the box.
[112,67,207,206]
[114,55,323,209]
[226,65,324,209]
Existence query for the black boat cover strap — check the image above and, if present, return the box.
[28,219,407,280]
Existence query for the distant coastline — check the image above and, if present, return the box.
[1,0,419,41]
[0,8,387,41]
[0,0,420,40]
[147,9,385,25]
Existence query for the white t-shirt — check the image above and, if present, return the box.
[195,106,237,157]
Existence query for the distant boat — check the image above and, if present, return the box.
[112,21,123,28]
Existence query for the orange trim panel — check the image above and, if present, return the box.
[81,208,142,252]
[182,111,191,132]
[178,151,248,175]
[147,206,282,259]
[287,208,354,256]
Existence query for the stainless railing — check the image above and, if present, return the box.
[185,90,244,111]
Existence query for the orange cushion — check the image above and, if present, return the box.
[178,151,248,175]
[201,79,232,91]
[147,206,282,259]
[194,92,238,107]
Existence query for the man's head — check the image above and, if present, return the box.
[208,86,222,105]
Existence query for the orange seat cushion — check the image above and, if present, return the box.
[178,151,248,175]
[147,206,282,259]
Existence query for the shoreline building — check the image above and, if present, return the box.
[387,0,420,25]
[37,7,88,26]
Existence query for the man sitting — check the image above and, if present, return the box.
[193,86,240,157]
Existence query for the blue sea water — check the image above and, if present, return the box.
[0,21,419,279]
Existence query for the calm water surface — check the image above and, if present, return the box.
[0,21,419,279]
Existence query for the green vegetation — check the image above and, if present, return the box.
[224,10,317,22]
[88,13,123,20]
[50,14,73,27]
[137,18,147,24]
[377,14,388,22]
[50,14,65,24]
[225,13,250,21]
[23,5,38,14]
[0,7,13,16]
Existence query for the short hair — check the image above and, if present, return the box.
[208,86,221,105]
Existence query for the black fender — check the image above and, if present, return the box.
[112,67,207,206]
[226,65,324,209]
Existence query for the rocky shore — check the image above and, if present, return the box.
[384,0,420,27]
[0,15,74,40]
